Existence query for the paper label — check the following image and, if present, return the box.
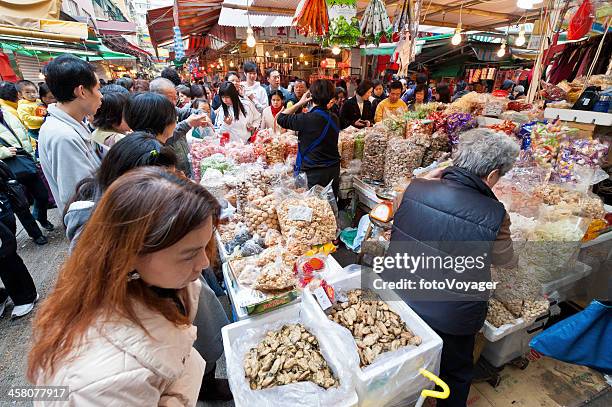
[313,286,333,310]
[287,205,313,222]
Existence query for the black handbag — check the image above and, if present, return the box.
[0,121,38,179]
[0,161,30,212]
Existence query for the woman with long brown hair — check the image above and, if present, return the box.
[28,166,220,405]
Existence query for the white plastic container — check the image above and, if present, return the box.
[303,271,443,407]
[481,313,548,368]
[222,303,359,407]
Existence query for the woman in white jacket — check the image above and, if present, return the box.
[214,81,259,143]
[259,90,286,135]
[28,166,221,406]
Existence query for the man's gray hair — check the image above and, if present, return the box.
[149,77,175,94]
[453,128,520,177]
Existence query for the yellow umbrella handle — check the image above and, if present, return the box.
[419,368,450,400]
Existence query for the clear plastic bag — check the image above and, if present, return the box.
[361,129,390,181]
[276,183,338,256]
[226,314,357,407]
[338,132,355,168]
[383,138,425,188]
[243,194,280,235]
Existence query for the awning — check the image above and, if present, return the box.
[0,35,135,60]
[0,0,61,29]
[147,0,223,48]
[96,20,137,35]
[103,36,152,58]
[218,0,300,28]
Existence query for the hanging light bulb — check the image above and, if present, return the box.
[304,60,309,66]
[265,51,270,57]
[299,52,304,58]
[515,26,526,47]
[296,61,300,66]
[451,28,462,46]
[331,45,341,55]
[274,53,279,58]
[451,3,463,46]
[218,58,222,63]
[497,40,507,57]
[38,70,45,80]
[516,0,533,9]
[246,26,256,47]
[229,60,235,67]
[282,52,287,58]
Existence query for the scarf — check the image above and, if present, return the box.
[270,105,283,117]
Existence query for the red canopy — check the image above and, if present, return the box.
[147,0,223,48]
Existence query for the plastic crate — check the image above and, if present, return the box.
[302,271,443,407]
[221,304,359,407]
[481,313,549,368]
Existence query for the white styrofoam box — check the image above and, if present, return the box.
[543,108,612,126]
[481,315,548,368]
[303,270,443,407]
[221,303,359,407]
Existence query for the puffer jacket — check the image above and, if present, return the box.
[383,166,507,336]
[35,280,205,407]
[0,107,34,160]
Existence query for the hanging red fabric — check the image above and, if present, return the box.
[0,53,18,82]
[567,0,594,40]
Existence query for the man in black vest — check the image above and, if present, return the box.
[382,128,519,406]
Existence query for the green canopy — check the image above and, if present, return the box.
[0,39,135,61]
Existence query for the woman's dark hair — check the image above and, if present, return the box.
[66,131,178,210]
[416,73,428,85]
[38,83,52,99]
[190,84,204,98]
[0,81,18,103]
[335,87,346,98]
[191,97,209,110]
[93,92,128,130]
[218,82,246,119]
[372,80,383,90]
[116,77,133,92]
[268,90,285,105]
[356,80,373,97]
[45,54,97,103]
[161,67,181,86]
[243,61,257,73]
[310,79,335,107]
[124,92,177,136]
[436,82,451,103]
[415,83,427,95]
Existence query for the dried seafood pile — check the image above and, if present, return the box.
[243,324,338,390]
[327,289,421,367]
